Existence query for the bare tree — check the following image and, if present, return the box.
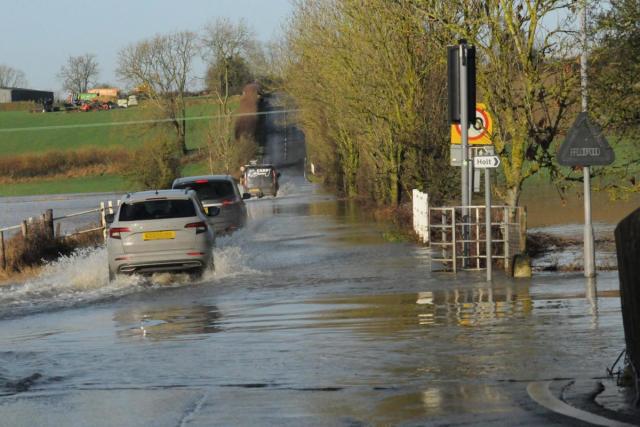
[0,64,28,88]
[202,18,255,66]
[201,18,256,99]
[200,18,260,174]
[58,53,99,93]
[118,31,198,155]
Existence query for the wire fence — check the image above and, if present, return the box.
[0,200,120,271]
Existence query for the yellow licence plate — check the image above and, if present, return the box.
[143,231,176,241]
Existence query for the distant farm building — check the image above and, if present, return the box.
[0,87,54,103]
[87,88,119,98]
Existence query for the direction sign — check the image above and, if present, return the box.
[474,155,500,169]
[451,103,493,145]
[557,112,614,166]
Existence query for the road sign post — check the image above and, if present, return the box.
[448,40,476,268]
[460,43,470,266]
[485,168,492,281]
[470,152,500,281]
[557,1,614,278]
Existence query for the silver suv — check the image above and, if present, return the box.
[106,190,216,280]
[172,175,250,234]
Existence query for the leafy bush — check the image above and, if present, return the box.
[123,135,182,190]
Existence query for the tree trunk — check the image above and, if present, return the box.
[181,116,187,154]
[505,186,521,209]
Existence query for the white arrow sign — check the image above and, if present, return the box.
[474,155,500,169]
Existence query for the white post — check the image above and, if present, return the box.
[100,202,107,242]
[485,169,492,281]
[581,1,595,278]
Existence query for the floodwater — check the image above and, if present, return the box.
[0,172,629,426]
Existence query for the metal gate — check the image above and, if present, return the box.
[428,205,525,273]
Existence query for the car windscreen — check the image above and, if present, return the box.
[173,181,235,201]
[119,199,196,221]
[245,168,274,187]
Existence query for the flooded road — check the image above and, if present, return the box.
[0,173,628,426]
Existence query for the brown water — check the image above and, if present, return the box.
[521,181,640,229]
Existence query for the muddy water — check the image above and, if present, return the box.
[0,174,628,426]
[520,180,640,229]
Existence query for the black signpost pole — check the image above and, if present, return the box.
[448,40,476,270]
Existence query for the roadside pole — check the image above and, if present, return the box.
[581,1,595,278]
[459,42,470,266]
[485,168,492,281]
[558,1,613,277]
[284,109,288,161]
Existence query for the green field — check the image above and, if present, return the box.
[0,97,239,196]
[0,162,214,197]
[0,97,238,155]
[0,174,128,197]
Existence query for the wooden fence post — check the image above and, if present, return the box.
[21,220,28,238]
[43,209,54,239]
[0,231,5,271]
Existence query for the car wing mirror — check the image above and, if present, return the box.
[206,206,221,217]
[105,213,115,224]
[242,193,252,200]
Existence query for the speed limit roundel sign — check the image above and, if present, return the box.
[451,103,493,145]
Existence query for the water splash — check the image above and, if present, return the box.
[0,247,142,317]
[276,181,298,197]
[0,226,263,318]
[204,228,261,281]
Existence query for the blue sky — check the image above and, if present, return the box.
[1,0,292,93]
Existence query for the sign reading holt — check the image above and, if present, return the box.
[557,112,614,167]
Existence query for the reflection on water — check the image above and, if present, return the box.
[114,305,221,341]
[371,384,511,423]
[585,277,599,330]
[309,287,534,333]
[109,283,614,344]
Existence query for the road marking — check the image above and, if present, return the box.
[178,390,209,427]
[527,381,636,427]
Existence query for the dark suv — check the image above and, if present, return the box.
[172,175,250,234]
